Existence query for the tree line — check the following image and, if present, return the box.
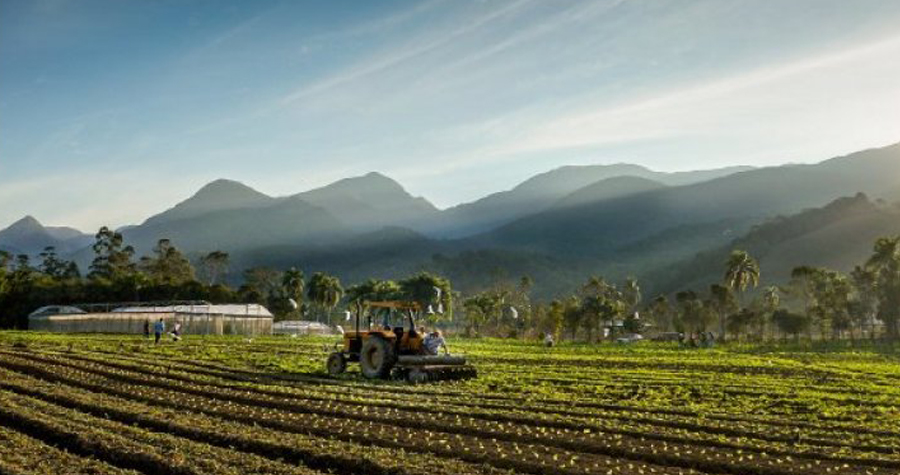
[459,236,900,342]
[0,227,452,329]
[2,225,899,342]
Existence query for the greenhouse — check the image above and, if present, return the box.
[28,302,273,336]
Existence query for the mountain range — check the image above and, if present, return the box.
[3,142,900,298]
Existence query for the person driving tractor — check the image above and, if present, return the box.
[423,330,447,355]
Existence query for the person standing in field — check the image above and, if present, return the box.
[143,319,150,339]
[544,333,555,348]
[171,321,182,342]
[153,318,165,345]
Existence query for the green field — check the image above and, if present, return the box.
[0,332,898,475]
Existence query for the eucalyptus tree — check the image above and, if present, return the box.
[647,295,672,332]
[708,284,738,339]
[579,276,624,342]
[462,291,505,336]
[199,251,230,286]
[772,309,810,342]
[760,286,781,340]
[866,236,900,339]
[89,226,136,281]
[622,277,642,316]
[850,266,878,338]
[789,266,818,339]
[140,239,195,285]
[676,290,710,334]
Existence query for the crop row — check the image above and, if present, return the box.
[0,425,140,475]
[0,389,326,475]
[1,354,896,475]
[24,347,900,452]
[109,343,900,427]
[0,367,685,475]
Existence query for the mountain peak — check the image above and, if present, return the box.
[142,179,274,226]
[194,178,267,198]
[294,172,438,231]
[7,215,44,232]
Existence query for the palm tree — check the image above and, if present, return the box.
[724,249,760,310]
[307,272,344,324]
[281,267,305,318]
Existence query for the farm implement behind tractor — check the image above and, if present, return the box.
[325,300,477,383]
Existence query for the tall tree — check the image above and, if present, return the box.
[850,266,878,338]
[647,295,672,332]
[89,226,136,280]
[708,284,738,339]
[760,285,781,340]
[724,250,760,311]
[243,267,283,301]
[579,277,624,342]
[38,246,79,279]
[772,309,809,342]
[139,239,195,285]
[676,290,710,333]
[281,267,305,318]
[198,251,230,286]
[866,236,900,339]
[307,272,344,323]
[398,272,453,322]
[622,277,642,316]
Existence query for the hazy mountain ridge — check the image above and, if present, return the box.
[0,216,91,256]
[477,143,900,259]
[651,193,900,295]
[4,142,900,299]
[427,164,754,238]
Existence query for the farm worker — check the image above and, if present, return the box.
[423,330,447,356]
[143,319,150,339]
[544,333,555,348]
[153,318,165,345]
[171,321,182,342]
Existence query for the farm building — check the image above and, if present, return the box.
[28,302,273,336]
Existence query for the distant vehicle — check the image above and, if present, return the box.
[652,332,683,342]
[29,306,86,317]
[616,333,644,344]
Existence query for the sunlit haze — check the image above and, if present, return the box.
[2,0,900,230]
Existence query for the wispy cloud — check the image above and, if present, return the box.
[277,0,533,107]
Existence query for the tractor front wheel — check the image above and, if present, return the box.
[360,337,396,379]
[326,352,347,376]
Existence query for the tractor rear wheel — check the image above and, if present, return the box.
[360,337,396,379]
[326,352,346,376]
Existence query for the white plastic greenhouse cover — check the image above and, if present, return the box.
[112,303,273,317]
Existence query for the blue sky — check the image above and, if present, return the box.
[2,0,900,231]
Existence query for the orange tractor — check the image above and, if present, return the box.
[325,300,476,383]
